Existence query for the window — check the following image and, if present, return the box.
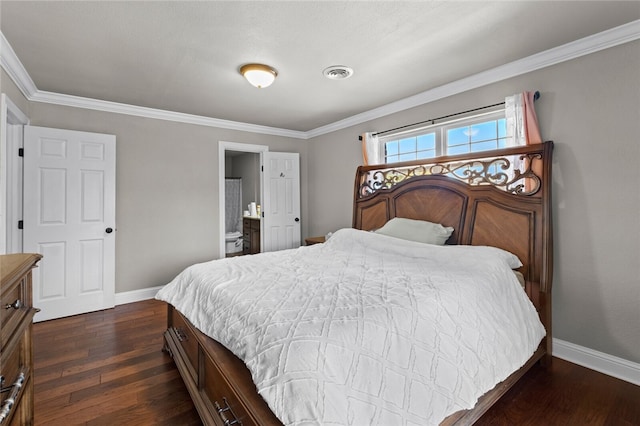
[381,111,508,164]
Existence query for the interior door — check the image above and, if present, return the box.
[262,152,301,252]
[23,126,116,322]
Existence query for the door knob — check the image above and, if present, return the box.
[294,218,300,222]
[105,227,113,234]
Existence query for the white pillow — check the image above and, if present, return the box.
[480,245,523,269]
[374,217,454,245]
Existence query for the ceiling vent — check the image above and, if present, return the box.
[323,66,354,80]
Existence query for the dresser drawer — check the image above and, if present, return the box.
[202,354,257,426]
[0,329,31,426]
[0,276,29,348]
[0,254,40,426]
[168,308,199,382]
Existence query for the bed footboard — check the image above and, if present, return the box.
[165,303,546,426]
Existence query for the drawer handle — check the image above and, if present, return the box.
[214,398,242,425]
[4,299,21,310]
[172,327,187,342]
[0,370,26,424]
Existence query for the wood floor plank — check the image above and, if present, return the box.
[59,345,162,378]
[36,391,140,425]
[85,377,201,426]
[33,347,90,369]
[35,368,102,402]
[38,368,183,424]
[68,363,180,404]
[33,299,640,425]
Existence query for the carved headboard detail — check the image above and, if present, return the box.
[352,142,553,317]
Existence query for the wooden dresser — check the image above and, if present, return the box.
[242,217,260,255]
[0,253,41,426]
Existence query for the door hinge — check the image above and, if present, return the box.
[18,148,24,157]
[18,220,23,230]
[261,166,263,172]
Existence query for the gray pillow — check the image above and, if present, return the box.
[374,217,454,245]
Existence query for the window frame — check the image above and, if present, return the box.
[379,110,507,164]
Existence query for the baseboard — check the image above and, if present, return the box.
[115,285,163,306]
[553,338,640,386]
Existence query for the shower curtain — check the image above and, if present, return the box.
[225,178,243,234]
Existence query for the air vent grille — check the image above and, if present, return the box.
[323,66,354,80]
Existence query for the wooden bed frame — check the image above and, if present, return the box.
[163,141,554,426]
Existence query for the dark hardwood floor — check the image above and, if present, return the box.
[33,299,201,425]
[34,299,640,425]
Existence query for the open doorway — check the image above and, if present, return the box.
[224,151,260,256]
[218,141,268,258]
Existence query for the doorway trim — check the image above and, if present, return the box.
[1,93,29,254]
[218,141,268,258]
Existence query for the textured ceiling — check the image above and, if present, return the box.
[1,1,639,132]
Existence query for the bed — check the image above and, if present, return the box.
[157,141,553,426]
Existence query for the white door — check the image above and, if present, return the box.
[23,126,116,322]
[262,152,301,252]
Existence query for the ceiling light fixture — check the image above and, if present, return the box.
[240,63,278,88]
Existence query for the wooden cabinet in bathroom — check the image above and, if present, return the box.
[242,217,260,255]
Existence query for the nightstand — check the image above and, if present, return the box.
[304,236,325,246]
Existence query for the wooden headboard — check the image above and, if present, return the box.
[353,142,554,354]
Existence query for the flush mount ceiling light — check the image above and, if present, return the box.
[323,65,354,80]
[240,63,278,88]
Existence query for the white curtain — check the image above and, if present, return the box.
[361,132,381,165]
[225,178,243,234]
[505,91,542,146]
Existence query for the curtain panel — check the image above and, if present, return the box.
[361,132,381,165]
[505,91,542,146]
[224,178,243,234]
[505,91,543,192]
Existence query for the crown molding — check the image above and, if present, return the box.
[2,19,639,140]
[29,90,308,139]
[306,19,640,138]
[0,31,38,98]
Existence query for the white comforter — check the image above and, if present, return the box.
[156,228,545,426]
